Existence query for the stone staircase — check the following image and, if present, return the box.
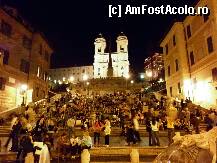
[0,147,165,163]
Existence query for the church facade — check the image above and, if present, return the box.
[93,33,130,78]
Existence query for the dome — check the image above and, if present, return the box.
[95,33,106,43]
[117,32,127,40]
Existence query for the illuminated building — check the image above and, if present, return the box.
[144,52,164,80]
[160,0,217,108]
[93,33,130,78]
[0,6,53,111]
[48,65,93,83]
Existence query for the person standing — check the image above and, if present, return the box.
[7,117,22,151]
[133,114,141,142]
[150,118,160,146]
[4,114,18,149]
[145,117,152,146]
[104,118,111,147]
[18,135,34,163]
[92,119,102,147]
[67,116,76,138]
[167,116,175,145]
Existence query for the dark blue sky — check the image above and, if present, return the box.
[3,0,197,72]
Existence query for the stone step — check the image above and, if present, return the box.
[0,152,17,162]
[0,147,163,162]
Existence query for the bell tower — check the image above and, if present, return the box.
[116,32,128,53]
[93,34,109,78]
[94,33,106,54]
[111,32,130,77]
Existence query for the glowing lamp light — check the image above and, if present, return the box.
[21,84,27,91]
[69,76,74,82]
[146,70,153,78]
[158,78,164,83]
[83,74,88,81]
[63,77,66,81]
[130,80,134,84]
[125,74,130,79]
[86,82,90,85]
[140,74,145,79]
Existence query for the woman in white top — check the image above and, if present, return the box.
[104,118,111,147]
[151,117,160,146]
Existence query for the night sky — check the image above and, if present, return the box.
[3,0,197,73]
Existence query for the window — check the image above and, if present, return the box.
[178,82,181,94]
[165,44,168,54]
[39,44,42,55]
[44,51,49,62]
[207,36,214,53]
[0,77,6,90]
[120,45,124,51]
[170,86,173,97]
[37,66,40,77]
[20,59,30,73]
[212,68,217,82]
[186,25,191,38]
[98,68,100,72]
[175,59,179,72]
[168,65,171,77]
[22,36,32,49]
[0,48,9,65]
[189,51,195,66]
[98,48,101,52]
[44,72,48,81]
[1,20,12,37]
[173,35,176,46]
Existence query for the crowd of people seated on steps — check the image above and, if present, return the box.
[1,91,217,162]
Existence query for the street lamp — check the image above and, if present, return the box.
[158,78,164,83]
[82,74,89,94]
[69,76,74,83]
[86,82,90,95]
[83,74,88,81]
[140,74,145,79]
[125,74,130,89]
[20,84,27,106]
[146,70,153,78]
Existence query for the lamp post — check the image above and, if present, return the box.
[125,74,130,89]
[86,82,90,96]
[146,69,153,87]
[140,74,145,88]
[69,76,74,83]
[20,84,27,106]
[82,74,88,95]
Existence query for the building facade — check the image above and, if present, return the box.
[93,33,130,78]
[161,0,217,108]
[48,65,93,84]
[0,6,53,111]
[144,52,164,81]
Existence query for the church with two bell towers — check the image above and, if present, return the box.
[93,33,130,79]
